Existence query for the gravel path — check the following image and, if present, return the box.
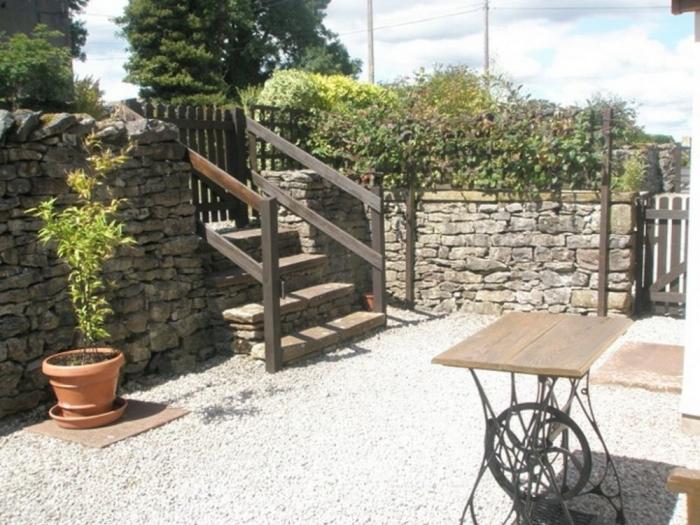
[0,309,696,525]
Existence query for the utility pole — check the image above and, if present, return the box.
[367,0,375,84]
[483,0,490,76]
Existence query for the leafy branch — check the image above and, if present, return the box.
[29,136,134,361]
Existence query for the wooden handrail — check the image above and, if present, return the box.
[252,171,383,270]
[246,118,381,212]
[188,150,263,211]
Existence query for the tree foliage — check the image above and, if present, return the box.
[67,0,89,60]
[118,0,360,104]
[72,75,108,119]
[30,136,134,353]
[256,69,391,112]
[0,25,73,110]
[308,67,618,193]
[118,0,230,105]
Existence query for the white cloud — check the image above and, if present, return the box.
[75,0,694,138]
[326,2,694,138]
[73,0,136,102]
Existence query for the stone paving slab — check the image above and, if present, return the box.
[592,341,683,393]
[24,400,188,448]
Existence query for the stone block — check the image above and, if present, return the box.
[461,301,503,315]
[570,289,631,312]
[610,204,633,235]
[476,289,515,303]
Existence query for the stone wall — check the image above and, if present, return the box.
[615,143,683,193]
[384,190,637,316]
[0,110,221,418]
[0,117,375,419]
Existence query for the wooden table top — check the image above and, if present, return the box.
[432,312,632,378]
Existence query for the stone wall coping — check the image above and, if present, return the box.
[384,189,638,204]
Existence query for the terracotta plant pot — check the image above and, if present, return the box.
[42,348,125,429]
[362,292,375,312]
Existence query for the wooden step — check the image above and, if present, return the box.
[222,282,355,324]
[251,311,386,364]
[208,253,328,288]
[219,226,295,242]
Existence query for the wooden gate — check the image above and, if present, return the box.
[636,193,690,316]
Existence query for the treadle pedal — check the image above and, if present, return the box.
[526,501,597,525]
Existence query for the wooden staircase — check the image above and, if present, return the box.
[120,102,387,372]
[216,226,385,363]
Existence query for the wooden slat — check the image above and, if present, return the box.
[645,208,689,220]
[246,118,381,212]
[669,196,683,295]
[252,171,382,269]
[214,107,226,171]
[656,196,669,307]
[650,291,686,302]
[634,196,646,315]
[199,223,262,282]
[432,313,562,372]
[176,104,187,149]
[189,150,262,210]
[649,261,687,292]
[232,107,250,227]
[508,315,632,377]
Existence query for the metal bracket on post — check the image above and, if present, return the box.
[261,197,282,372]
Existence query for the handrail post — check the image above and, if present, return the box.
[232,107,250,227]
[261,197,282,372]
[371,180,386,315]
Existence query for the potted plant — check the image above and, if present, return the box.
[30,134,133,429]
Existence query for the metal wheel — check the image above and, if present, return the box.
[484,402,592,502]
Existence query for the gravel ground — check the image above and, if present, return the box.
[0,309,696,525]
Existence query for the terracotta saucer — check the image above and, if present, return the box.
[49,397,128,430]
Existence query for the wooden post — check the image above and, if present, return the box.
[232,107,250,227]
[597,107,613,317]
[261,197,282,372]
[405,176,416,305]
[371,181,386,315]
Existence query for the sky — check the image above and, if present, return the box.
[74,1,695,139]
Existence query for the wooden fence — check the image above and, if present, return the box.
[248,105,312,171]
[125,100,249,226]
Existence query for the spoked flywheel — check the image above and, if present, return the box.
[484,402,592,502]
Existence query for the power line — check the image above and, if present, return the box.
[491,4,666,10]
[338,6,483,36]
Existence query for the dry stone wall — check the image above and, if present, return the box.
[0,110,225,418]
[384,190,637,316]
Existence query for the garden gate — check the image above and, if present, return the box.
[636,193,690,316]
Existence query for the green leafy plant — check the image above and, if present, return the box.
[29,135,134,364]
[72,75,107,119]
[236,84,263,115]
[613,152,647,192]
[256,69,393,113]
